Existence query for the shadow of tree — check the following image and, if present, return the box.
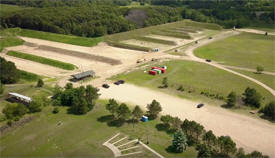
[97,115,125,127]
[97,115,114,122]
[155,123,176,134]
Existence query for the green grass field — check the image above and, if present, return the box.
[7,51,76,70]
[15,29,103,47]
[233,70,275,90]
[134,36,176,45]
[111,60,273,106]
[0,99,197,158]
[194,32,275,72]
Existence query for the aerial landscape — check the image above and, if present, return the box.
[0,0,274,158]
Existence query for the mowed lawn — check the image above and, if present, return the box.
[233,70,275,90]
[112,60,273,105]
[0,101,197,158]
[194,32,275,72]
[17,29,103,47]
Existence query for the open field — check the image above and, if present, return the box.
[233,69,275,90]
[111,60,274,105]
[10,28,103,47]
[100,83,275,157]
[7,51,76,70]
[194,32,275,72]
[0,100,197,158]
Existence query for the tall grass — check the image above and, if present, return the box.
[7,51,76,70]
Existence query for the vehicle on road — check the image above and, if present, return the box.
[209,37,213,39]
[197,103,204,108]
[118,80,125,84]
[206,59,211,62]
[102,84,110,88]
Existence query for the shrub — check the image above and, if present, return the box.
[242,87,262,108]
[36,79,44,87]
[52,107,59,114]
[260,101,275,120]
[0,57,20,84]
[0,82,4,94]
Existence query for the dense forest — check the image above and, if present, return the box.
[0,0,274,37]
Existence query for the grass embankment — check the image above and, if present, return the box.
[0,30,24,52]
[0,100,197,158]
[105,20,221,51]
[233,70,275,90]
[152,30,191,39]
[17,29,103,47]
[19,70,41,82]
[134,36,176,45]
[112,60,273,106]
[194,32,275,72]
[7,51,76,70]
[0,4,30,14]
[107,41,153,52]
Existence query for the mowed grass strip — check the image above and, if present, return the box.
[107,41,153,52]
[134,36,177,45]
[19,70,41,82]
[18,29,103,47]
[7,51,76,70]
[152,30,191,39]
[194,32,275,72]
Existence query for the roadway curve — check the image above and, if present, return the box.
[183,30,275,96]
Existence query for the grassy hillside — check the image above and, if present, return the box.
[194,32,275,72]
[0,100,197,158]
[7,51,76,70]
[111,60,273,106]
[16,29,103,47]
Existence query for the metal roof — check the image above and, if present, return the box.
[8,92,32,102]
[72,70,95,79]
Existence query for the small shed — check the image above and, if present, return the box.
[71,70,95,81]
[8,92,32,104]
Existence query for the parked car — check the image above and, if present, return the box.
[102,84,110,88]
[114,81,120,85]
[197,103,204,108]
[206,59,211,62]
[208,37,213,39]
[118,80,125,84]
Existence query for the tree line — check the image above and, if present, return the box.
[1,0,273,38]
[104,98,269,157]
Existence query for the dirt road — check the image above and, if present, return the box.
[223,65,275,76]
[183,30,275,96]
[100,83,275,157]
[237,28,275,35]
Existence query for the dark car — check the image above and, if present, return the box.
[114,81,120,85]
[197,103,204,108]
[206,59,211,62]
[102,84,110,88]
[208,37,213,39]
[118,80,125,84]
